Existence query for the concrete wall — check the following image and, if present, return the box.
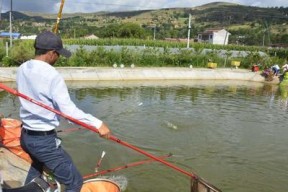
[0,67,267,82]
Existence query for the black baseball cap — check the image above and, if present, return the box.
[34,31,71,58]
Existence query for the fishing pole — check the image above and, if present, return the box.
[0,83,221,191]
[56,127,82,134]
[83,153,172,179]
[53,0,65,34]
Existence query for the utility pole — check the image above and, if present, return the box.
[9,0,12,47]
[223,16,231,45]
[262,33,265,47]
[187,14,191,48]
[223,30,228,45]
[0,0,2,21]
[153,25,156,40]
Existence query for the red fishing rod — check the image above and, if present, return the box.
[0,83,221,191]
[57,127,82,134]
[83,153,172,179]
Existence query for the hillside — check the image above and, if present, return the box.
[0,2,288,45]
[1,2,288,28]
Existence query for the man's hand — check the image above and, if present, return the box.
[98,123,111,139]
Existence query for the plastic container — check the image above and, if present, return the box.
[231,61,241,68]
[0,118,32,163]
[251,65,259,72]
[81,178,121,192]
[207,62,217,69]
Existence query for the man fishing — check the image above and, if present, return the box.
[17,30,111,192]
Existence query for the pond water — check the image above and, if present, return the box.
[1,80,288,192]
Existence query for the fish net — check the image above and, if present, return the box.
[191,177,221,192]
[81,175,128,192]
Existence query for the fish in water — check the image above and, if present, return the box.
[164,120,178,130]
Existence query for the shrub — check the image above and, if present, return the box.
[1,56,15,67]
[0,40,7,65]
[9,40,34,66]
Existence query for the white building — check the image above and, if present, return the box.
[197,29,231,45]
[84,34,99,39]
[20,35,37,40]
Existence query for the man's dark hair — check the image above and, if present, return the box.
[35,48,51,56]
[34,40,53,56]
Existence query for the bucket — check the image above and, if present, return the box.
[251,65,259,72]
[0,118,32,163]
[231,61,241,68]
[207,62,217,69]
[81,178,121,192]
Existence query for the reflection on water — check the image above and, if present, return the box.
[0,80,288,192]
[279,83,288,110]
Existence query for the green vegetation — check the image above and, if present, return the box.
[0,39,34,66]
[1,38,287,69]
[1,2,287,68]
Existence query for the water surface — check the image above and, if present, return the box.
[1,80,287,192]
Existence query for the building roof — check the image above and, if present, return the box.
[84,34,99,39]
[20,35,37,40]
[199,28,227,35]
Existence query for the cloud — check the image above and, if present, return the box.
[1,0,288,14]
[236,0,288,7]
[2,1,59,13]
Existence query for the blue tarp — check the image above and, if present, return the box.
[0,32,21,39]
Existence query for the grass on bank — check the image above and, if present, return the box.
[0,38,287,69]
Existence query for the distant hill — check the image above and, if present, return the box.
[0,1,287,45]
[1,1,287,23]
[195,2,241,9]
[1,11,54,22]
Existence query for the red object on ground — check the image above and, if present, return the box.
[252,65,259,72]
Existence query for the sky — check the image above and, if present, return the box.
[1,0,288,14]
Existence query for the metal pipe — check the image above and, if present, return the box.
[187,14,191,48]
[9,0,12,47]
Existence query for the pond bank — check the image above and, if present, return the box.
[0,67,280,84]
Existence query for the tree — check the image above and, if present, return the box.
[100,24,121,38]
[118,23,146,38]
